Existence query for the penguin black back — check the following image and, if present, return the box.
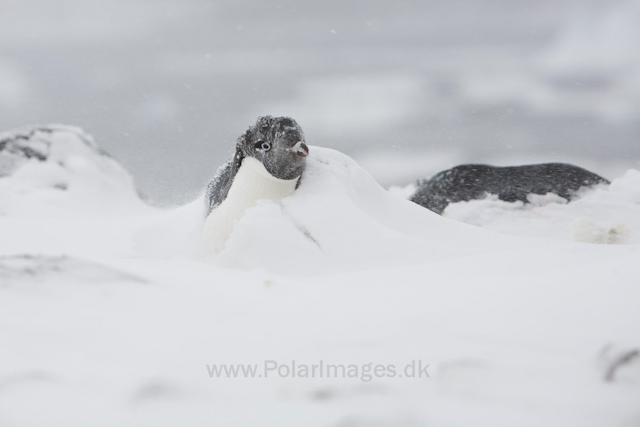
[410,163,610,215]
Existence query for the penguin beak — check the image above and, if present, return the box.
[292,141,309,158]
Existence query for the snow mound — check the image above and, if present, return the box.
[205,147,508,275]
[441,169,640,244]
[1,149,639,425]
[134,195,206,259]
[0,125,148,216]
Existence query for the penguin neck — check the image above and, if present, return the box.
[203,156,299,252]
[233,156,299,197]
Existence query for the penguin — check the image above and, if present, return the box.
[410,163,610,215]
[203,116,309,251]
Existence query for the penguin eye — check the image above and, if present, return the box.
[255,141,271,152]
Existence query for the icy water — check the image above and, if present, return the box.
[1,0,638,204]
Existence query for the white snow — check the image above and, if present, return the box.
[1,145,639,426]
[203,157,299,253]
[0,125,151,217]
[440,169,640,245]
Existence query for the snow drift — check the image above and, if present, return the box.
[0,124,148,216]
[211,147,510,275]
[0,140,639,426]
[438,169,640,245]
[134,147,517,275]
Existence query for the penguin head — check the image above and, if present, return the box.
[237,116,309,180]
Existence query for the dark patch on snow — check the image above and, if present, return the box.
[410,163,610,214]
[0,124,124,179]
[0,370,56,394]
[53,182,68,190]
[600,344,640,383]
[130,380,184,406]
[0,254,145,287]
[0,125,100,176]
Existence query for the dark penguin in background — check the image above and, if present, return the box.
[203,116,309,251]
[410,163,610,215]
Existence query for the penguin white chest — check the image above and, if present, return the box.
[203,157,298,251]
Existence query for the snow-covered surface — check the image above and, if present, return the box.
[0,125,150,217]
[438,169,640,245]
[1,146,639,426]
[203,157,299,254]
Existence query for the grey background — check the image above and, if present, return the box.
[1,0,638,205]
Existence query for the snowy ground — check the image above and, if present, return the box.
[1,135,639,426]
[393,169,640,246]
